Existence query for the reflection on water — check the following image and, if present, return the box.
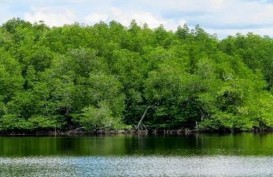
[1,156,273,177]
[1,133,273,156]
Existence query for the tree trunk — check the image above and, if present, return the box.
[137,105,152,131]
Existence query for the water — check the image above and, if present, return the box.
[1,133,273,176]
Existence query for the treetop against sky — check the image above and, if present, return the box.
[1,0,273,38]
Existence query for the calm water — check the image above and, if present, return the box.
[1,133,273,176]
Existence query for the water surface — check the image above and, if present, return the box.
[1,133,273,176]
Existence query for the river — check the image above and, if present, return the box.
[1,133,273,176]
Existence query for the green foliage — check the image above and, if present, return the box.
[75,102,124,130]
[0,18,273,132]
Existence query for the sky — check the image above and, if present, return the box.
[1,0,273,38]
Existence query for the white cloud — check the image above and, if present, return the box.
[84,8,186,30]
[84,13,108,24]
[24,7,77,26]
[192,0,273,27]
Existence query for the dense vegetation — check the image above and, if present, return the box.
[0,18,273,133]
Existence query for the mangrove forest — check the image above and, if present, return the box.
[0,18,273,133]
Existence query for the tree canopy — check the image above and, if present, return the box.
[0,18,273,133]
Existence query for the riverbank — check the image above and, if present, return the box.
[0,126,270,136]
[0,128,197,136]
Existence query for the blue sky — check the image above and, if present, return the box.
[1,0,273,38]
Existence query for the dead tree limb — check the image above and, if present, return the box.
[137,105,152,131]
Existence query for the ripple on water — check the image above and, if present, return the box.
[0,156,273,177]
